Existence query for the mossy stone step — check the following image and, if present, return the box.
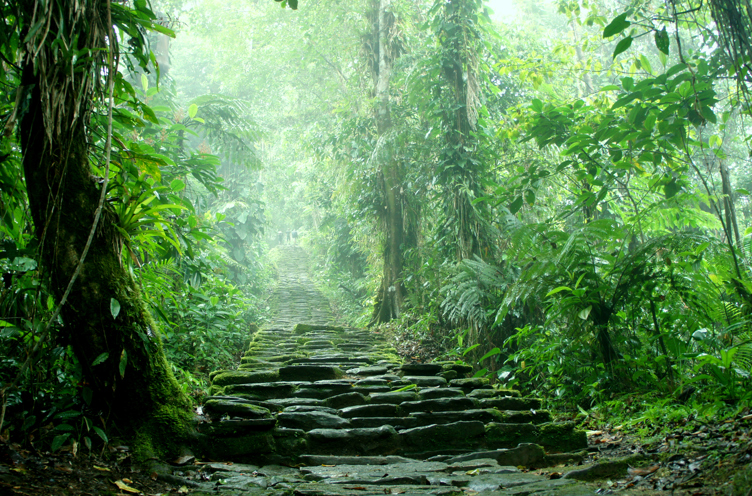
[399,397,477,414]
[408,408,505,426]
[278,365,344,381]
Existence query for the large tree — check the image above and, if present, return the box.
[14,0,191,455]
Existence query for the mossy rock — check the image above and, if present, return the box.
[200,432,276,459]
[400,421,485,451]
[538,422,588,452]
[212,369,280,386]
[203,399,272,419]
[562,454,648,481]
[485,422,540,448]
[500,409,552,424]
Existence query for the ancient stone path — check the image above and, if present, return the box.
[185,246,596,495]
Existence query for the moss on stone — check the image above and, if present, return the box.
[212,369,280,386]
[538,422,588,452]
[485,422,540,448]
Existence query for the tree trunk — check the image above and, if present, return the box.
[371,0,406,323]
[18,0,191,457]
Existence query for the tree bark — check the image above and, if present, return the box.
[371,0,406,323]
[18,0,191,457]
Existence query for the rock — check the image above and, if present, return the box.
[400,363,443,375]
[224,382,298,400]
[479,396,542,410]
[562,454,648,481]
[349,416,420,429]
[500,409,552,424]
[278,365,344,381]
[307,425,402,455]
[485,422,540,448]
[538,421,588,451]
[339,403,401,418]
[400,421,486,451]
[198,418,277,435]
[324,392,368,409]
[346,366,388,376]
[277,411,350,430]
[298,455,417,466]
[403,375,448,387]
[282,405,340,415]
[399,397,477,414]
[203,400,272,419]
[408,408,504,426]
[449,377,491,390]
[266,397,324,408]
[369,391,420,404]
[211,369,280,386]
[419,387,466,399]
[447,443,546,468]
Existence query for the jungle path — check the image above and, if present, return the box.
[188,245,598,495]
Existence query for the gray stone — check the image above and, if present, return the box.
[203,400,272,419]
[197,418,276,435]
[298,455,418,466]
[279,365,344,381]
[277,411,350,430]
[449,377,491,390]
[479,397,542,410]
[266,397,324,408]
[324,392,368,409]
[403,375,448,387]
[447,443,546,467]
[224,382,298,400]
[349,416,420,429]
[399,397,477,414]
[400,421,486,451]
[307,425,402,456]
[339,403,401,418]
[346,366,388,376]
[369,391,420,404]
[419,387,466,399]
[400,363,443,375]
[282,405,340,415]
[409,408,504,426]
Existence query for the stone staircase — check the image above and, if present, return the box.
[187,246,594,495]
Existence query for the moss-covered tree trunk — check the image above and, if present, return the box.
[371,0,406,323]
[18,0,191,456]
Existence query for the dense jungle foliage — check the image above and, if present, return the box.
[1,0,752,455]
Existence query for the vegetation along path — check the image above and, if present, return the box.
[160,246,595,495]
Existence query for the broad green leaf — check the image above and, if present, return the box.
[663,179,679,198]
[119,349,128,378]
[463,343,481,356]
[51,433,71,452]
[110,298,121,319]
[188,103,198,119]
[472,368,488,378]
[578,306,592,320]
[479,347,501,362]
[639,54,653,74]
[546,286,572,297]
[613,36,633,58]
[47,295,54,310]
[603,13,631,38]
[654,27,669,54]
[92,352,109,366]
[509,196,523,214]
[170,179,186,192]
[141,73,148,92]
[210,296,219,306]
[93,426,108,443]
[524,189,536,205]
[531,98,543,112]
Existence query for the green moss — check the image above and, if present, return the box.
[538,422,588,452]
[212,369,280,386]
[485,422,540,448]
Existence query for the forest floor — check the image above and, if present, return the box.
[0,408,750,495]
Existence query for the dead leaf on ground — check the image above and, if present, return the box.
[628,465,659,476]
[112,479,141,493]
